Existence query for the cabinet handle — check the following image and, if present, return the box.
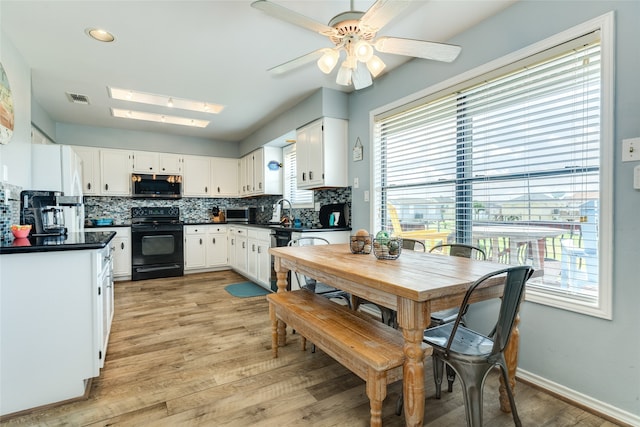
[121,242,125,250]
[231,238,234,245]
[88,183,92,190]
[259,182,262,189]
[105,183,109,190]
[309,171,313,180]
[212,237,216,244]
[199,238,203,245]
[217,186,220,193]
[258,246,261,254]
[242,242,245,249]
[205,186,208,193]
[302,172,306,181]
[252,244,256,252]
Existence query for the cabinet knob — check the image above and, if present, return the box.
[149,167,153,170]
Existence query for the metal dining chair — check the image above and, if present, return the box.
[287,237,351,307]
[423,265,534,427]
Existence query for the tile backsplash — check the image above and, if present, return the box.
[0,183,23,243]
[84,187,352,226]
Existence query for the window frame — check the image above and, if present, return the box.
[370,12,614,319]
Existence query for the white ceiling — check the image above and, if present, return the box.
[1,0,515,143]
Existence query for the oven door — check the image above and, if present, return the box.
[131,224,184,280]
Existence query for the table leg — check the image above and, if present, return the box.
[397,299,427,427]
[499,312,520,412]
[274,257,289,347]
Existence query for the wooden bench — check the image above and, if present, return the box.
[267,290,432,427]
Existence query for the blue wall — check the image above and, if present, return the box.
[348,0,639,419]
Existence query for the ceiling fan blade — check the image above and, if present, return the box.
[251,0,337,36]
[360,0,413,33]
[268,49,326,75]
[374,37,462,62]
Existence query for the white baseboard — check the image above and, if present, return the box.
[517,368,640,426]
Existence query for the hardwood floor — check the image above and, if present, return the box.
[2,271,620,426]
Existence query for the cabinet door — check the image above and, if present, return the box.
[228,228,237,268]
[236,235,248,273]
[211,157,238,197]
[184,232,207,270]
[206,227,228,267]
[132,151,159,173]
[256,239,272,289]
[252,148,264,194]
[183,155,211,197]
[296,120,322,188]
[74,146,101,195]
[239,154,253,196]
[111,235,131,277]
[159,153,183,174]
[100,149,132,196]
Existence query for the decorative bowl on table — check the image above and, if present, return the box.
[350,230,372,254]
[373,231,402,260]
[10,224,31,239]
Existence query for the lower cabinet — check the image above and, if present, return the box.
[184,225,228,271]
[0,245,113,415]
[86,227,131,280]
[248,229,273,290]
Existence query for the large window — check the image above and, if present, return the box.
[373,15,613,318]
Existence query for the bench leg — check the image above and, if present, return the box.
[366,369,387,427]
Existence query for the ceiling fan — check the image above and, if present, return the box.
[251,0,462,90]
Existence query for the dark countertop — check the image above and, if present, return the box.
[182,222,351,233]
[0,231,116,255]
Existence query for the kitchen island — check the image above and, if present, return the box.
[0,231,115,418]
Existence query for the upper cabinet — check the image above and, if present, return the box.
[73,146,101,196]
[183,155,211,197]
[132,152,183,174]
[211,157,238,197]
[100,149,132,196]
[239,147,283,197]
[296,117,348,190]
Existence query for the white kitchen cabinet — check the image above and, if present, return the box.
[183,155,211,197]
[248,228,273,290]
[229,226,248,274]
[100,148,132,196]
[211,157,238,197]
[184,225,228,271]
[86,227,131,280]
[0,244,113,415]
[206,225,228,267]
[239,148,283,197]
[296,117,348,189]
[228,226,237,268]
[131,151,158,173]
[73,146,101,195]
[184,225,207,270]
[159,153,183,174]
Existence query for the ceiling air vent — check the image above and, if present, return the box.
[66,92,90,105]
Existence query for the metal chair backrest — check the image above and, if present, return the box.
[288,237,330,247]
[446,266,534,356]
[402,238,426,252]
[430,243,486,260]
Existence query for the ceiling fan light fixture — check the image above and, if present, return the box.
[366,55,386,78]
[317,49,339,74]
[352,63,373,90]
[354,40,374,62]
[336,62,352,86]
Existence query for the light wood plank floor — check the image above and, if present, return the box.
[2,271,620,426]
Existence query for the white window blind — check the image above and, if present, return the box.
[283,144,313,207]
[374,33,607,314]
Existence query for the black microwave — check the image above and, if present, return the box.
[131,174,182,199]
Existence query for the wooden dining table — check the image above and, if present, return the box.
[270,243,523,427]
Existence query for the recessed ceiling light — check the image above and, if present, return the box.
[111,108,209,128]
[108,87,224,114]
[85,28,115,43]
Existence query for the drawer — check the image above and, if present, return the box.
[185,225,205,234]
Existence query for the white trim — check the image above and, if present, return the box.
[517,368,639,426]
[370,12,615,320]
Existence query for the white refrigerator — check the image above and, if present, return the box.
[31,144,85,232]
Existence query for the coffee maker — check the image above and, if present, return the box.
[20,190,68,236]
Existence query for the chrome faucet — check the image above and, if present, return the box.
[276,198,293,226]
